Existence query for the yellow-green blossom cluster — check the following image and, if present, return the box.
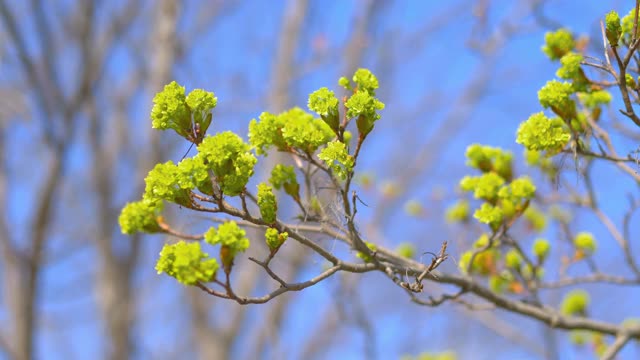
[561,289,590,315]
[151,81,216,142]
[119,199,163,234]
[621,9,640,40]
[318,140,355,180]
[516,112,570,152]
[265,228,288,251]
[204,221,251,256]
[197,131,257,196]
[249,108,334,155]
[346,90,385,136]
[556,52,583,80]
[155,241,219,285]
[605,11,622,46]
[445,199,470,223]
[574,231,597,255]
[542,28,575,60]
[308,87,340,133]
[532,238,551,261]
[257,183,278,224]
[464,144,513,180]
[270,164,300,200]
[459,145,536,231]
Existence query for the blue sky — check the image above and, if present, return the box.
[2,0,640,359]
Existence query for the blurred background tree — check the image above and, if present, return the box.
[1,1,638,359]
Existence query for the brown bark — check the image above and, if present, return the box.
[92,1,180,359]
[0,0,74,357]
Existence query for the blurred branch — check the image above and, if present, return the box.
[31,0,65,111]
[249,248,311,358]
[89,1,178,359]
[336,274,377,360]
[0,2,76,357]
[180,0,236,52]
[531,0,563,30]
[342,0,380,75]
[0,330,18,360]
[189,289,231,359]
[246,0,312,358]
[0,127,13,261]
[196,262,372,304]
[267,0,308,112]
[168,184,640,343]
[66,0,142,113]
[0,0,58,145]
[457,307,546,357]
[299,306,340,359]
[540,274,640,288]
[391,253,640,340]
[600,331,633,360]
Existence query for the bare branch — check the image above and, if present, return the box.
[600,331,632,360]
[196,262,376,305]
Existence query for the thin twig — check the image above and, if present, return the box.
[600,332,632,360]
